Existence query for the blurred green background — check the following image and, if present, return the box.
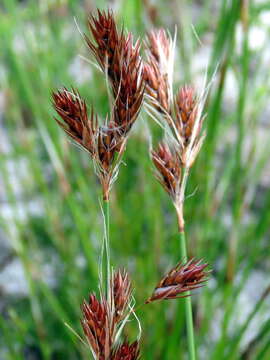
[1,0,270,359]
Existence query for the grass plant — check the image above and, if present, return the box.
[1,1,270,359]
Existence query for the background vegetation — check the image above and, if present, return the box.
[1,0,270,359]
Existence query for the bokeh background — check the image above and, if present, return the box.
[1,0,270,359]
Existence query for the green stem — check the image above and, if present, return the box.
[104,200,110,248]
[180,230,196,360]
[104,199,111,296]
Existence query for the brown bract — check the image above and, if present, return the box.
[86,10,144,136]
[52,88,125,201]
[174,85,200,147]
[53,88,97,156]
[81,294,113,360]
[151,143,181,199]
[112,35,144,136]
[144,61,169,114]
[85,9,119,77]
[113,269,132,322]
[111,341,140,360]
[144,29,171,114]
[81,269,136,360]
[147,29,170,62]
[146,259,209,303]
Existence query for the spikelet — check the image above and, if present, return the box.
[113,269,132,322]
[86,10,144,136]
[85,9,120,77]
[146,259,210,303]
[144,29,173,115]
[81,294,113,360]
[174,86,199,146]
[111,341,140,360]
[53,88,97,156]
[81,268,137,360]
[151,143,181,199]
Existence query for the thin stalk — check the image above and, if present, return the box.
[176,166,196,359]
[103,199,111,297]
[180,230,196,360]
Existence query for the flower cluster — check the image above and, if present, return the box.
[146,259,209,303]
[53,10,144,201]
[81,269,139,360]
[145,29,206,231]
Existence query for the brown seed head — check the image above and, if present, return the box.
[52,88,98,155]
[52,88,124,200]
[113,269,132,322]
[151,143,181,199]
[85,9,119,77]
[81,268,137,359]
[81,294,114,360]
[111,341,140,360]
[97,122,122,171]
[97,122,126,201]
[112,35,144,135]
[86,10,144,136]
[144,61,170,114]
[146,258,210,303]
[147,29,170,62]
[144,29,171,114]
[54,11,144,201]
[174,86,199,145]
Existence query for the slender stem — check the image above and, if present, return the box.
[103,199,111,297]
[176,165,196,359]
[176,166,189,232]
[180,230,196,360]
[104,200,110,249]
